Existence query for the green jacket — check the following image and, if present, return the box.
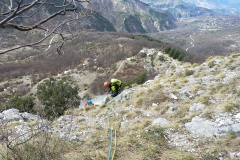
[108,78,122,97]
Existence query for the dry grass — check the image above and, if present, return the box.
[197,95,210,105]
[134,89,169,110]
[189,84,202,93]
[172,106,189,119]
[201,109,215,120]
[6,121,21,128]
[126,110,142,119]
[159,104,170,115]
[27,120,39,127]
[177,111,201,123]
[215,72,226,79]
[113,126,170,159]
[198,132,239,160]
[223,136,240,152]
[231,54,240,58]
[224,101,240,112]
[151,82,163,89]
[123,101,130,107]
[161,150,197,160]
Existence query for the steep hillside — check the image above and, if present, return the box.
[148,16,240,58]
[0,0,115,32]
[81,0,176,32]
[0,48,239,159]
[0,31,194,82]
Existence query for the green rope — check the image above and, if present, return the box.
[107,104,113,160]
[106,97,117,160]
[107,128,113,160]
[108,105,111,128]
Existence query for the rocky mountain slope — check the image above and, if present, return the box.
[0,48,239,159]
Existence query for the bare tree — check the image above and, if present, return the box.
[0,0,91,55]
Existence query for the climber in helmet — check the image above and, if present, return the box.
[104,78,122,97]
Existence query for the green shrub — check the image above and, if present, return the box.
[164,47,186,61]
[185,69,194,76]
[3,82,10,88]
[150,55,155,67]
[122,69,148,88]
[37,78,80,119]
[6,94,35,112]
[237,90,240,96]
[4,135,73,160]
[158,55,165,61]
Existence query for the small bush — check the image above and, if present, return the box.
[3,82,10,88]
[6,94,35,112]
[37,78,80,119]
[122,69,148,88]
[224,103,235,112]
[198,96,210,105]
[158,55,165,61]
[185,69,194,76]
[6,135,74,160]
[142,127,166,147]
[237,90,240,96]
[150,55,155,67]
[0,85,4,92]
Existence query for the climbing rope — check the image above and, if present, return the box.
[111,129,117,160]
[106,99,117,160]
[107,128,113,160]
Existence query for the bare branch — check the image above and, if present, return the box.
[0,0,92,55]
[0,17,79,54]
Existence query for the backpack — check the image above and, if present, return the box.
[111,78,121,86]
[110,78,122,90]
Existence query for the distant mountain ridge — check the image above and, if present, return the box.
[139,0,220,19]
[81,0,176,33]
[140,0,240,18]
[182,0,240,15]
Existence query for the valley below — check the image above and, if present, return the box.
[150,15,240,57]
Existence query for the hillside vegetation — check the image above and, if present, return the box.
[1,1,239,159]
[0,45,239,159]
[0,31,202,82]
